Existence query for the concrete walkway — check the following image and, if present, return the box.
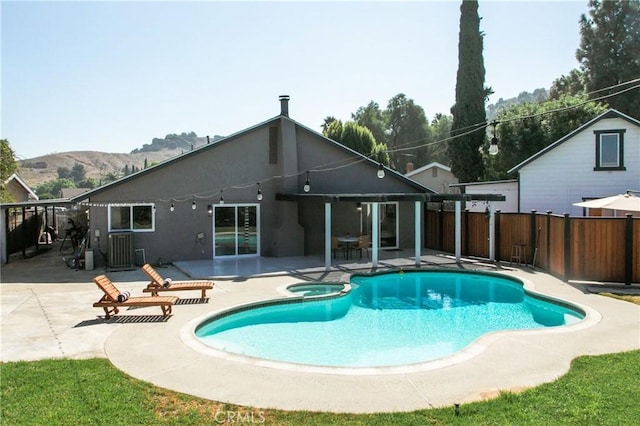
[1,246,639,413]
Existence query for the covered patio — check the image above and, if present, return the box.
[277,192,506,270]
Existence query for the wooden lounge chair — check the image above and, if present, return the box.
[141,263,214,298]
[93,274,178,319]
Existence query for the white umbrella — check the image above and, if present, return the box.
[574,193,640,212]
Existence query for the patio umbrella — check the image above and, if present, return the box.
[573,193,640,212]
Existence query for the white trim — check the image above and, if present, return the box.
[107,203,155,232]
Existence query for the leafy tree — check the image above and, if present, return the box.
[383,94,431,173]
[483,95,608,180]
[70,163,86,183]
[429,114,453,165]
[57,166,71,180]
[448,0,490,182]
[577,0,640,118]
[352,101,387,149]
[550,69,587,99]
[322,120,389,165]
[35,178,76,200]
[321,116,337,133]
[76,178,98,189]
[1,139,18,202]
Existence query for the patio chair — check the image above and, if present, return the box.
[354,234,371,259]
[331,236,344,259]
[93,274,178,319]
[141,263,214,298]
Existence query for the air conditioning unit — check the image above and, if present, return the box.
[108,232,135,270]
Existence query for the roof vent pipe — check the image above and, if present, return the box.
[279,95,290,117]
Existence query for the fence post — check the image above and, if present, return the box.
[463,209,469,256]
[438,209,444,250]
[530,210,537,265]
[546,211,552,270]
[495,209,501,262]
[563,213,571,281]
[625,213,633,285]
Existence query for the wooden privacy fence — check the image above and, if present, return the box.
[425,210,639,285]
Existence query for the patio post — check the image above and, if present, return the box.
[372,202,379,267]
[489,203,495,261]
[414,201,421,267]
[455,201,461,262]
[325,202,331,271]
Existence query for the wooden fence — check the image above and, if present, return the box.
[425,210,639,285]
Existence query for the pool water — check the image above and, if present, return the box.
[195,271,584,368]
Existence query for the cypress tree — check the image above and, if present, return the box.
[448,0,488,182]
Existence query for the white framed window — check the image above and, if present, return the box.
[594,130,625,170]
[108,204,155,232]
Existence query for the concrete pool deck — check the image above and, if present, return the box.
[1,247,639,413]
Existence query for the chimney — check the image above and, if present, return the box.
[279,95,290,117]
[406,162,414,173]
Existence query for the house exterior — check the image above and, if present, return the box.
[74,97,434,265]
[450,180,518,213]
[3,173,38,202]
[404,162,459,193]
[508,109,640,216]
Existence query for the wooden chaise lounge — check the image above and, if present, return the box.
[141,263,214,298]
[93,274,178,319]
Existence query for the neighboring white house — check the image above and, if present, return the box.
[405,162,459,193]
[508,109,640,216]
[450,180,518,213]
[3,173,38,202]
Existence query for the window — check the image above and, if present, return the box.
[594,130,625,170]
[108,204,155,232]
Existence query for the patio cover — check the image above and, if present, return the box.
[573,193,640,212]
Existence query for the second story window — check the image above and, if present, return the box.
[594,130,625,171]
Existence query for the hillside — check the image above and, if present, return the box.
[16,134,222,187]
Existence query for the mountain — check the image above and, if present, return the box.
[17,133,224,187]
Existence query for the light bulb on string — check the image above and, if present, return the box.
[489,121,499,155]
[191,198,197,210]
[220,189,224,205]
[257,183,263,201]
[170,203,175,212]
[377,162,385,179]
[303,171,311,193]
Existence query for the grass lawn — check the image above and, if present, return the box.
[1,350,639,425]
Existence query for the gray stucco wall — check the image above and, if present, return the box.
[86,118,427,263]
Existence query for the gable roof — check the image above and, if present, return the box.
[508,109,640,174]
[3,173,38,200]
[405,161,452,178]
[72,113,432,202]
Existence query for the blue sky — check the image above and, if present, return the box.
[2,0,590,160]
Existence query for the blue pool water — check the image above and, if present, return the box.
[195,271,584,367]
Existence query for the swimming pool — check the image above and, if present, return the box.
[194,270,585,369]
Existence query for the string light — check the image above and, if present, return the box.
[191,198,197,210]
[170,203,175,212]
[303,171,310,192]
[257,183,263,201]
[489,121,499,155]
[220,189,224,205]
[101,78,637,207]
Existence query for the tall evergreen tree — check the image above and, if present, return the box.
[448,0,489,182]
[577,0,640,118]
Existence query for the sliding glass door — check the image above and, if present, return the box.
[213,204,259,257]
